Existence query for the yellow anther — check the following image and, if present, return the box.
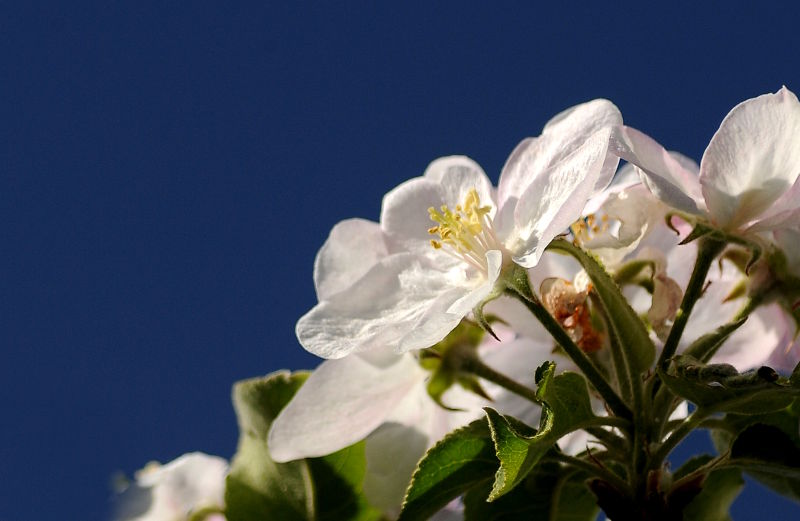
[426,188,499,271]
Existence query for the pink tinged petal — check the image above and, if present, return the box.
[267,354,422,462]
[713,305,785,370]
[700,86,800,229]
[511,128,612,268]
[296,253,454,358]
[774,228,800,275]
[610,126,704,215]
[479,336,548,426]
[314,218,388,300]
[744,174,800,232]
[498,99,622,208]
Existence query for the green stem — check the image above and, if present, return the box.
[656,237,726,371]
[461,355,541,405]
[651,409,709,464]
[504,285,633,421]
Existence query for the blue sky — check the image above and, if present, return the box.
[3,2,799,519]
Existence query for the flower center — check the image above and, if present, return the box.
[570,213,610,245]
[428,188,500,273]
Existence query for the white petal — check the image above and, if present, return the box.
[117,453,228,521]
[297,253,465,358]
[381,176,447,254]
[394,284,473,353]
[423,155,495,213]
[610,126,704,215]
[498,99,622,208]
[314,218,388,300]
[511,128,611,267]
[445,250,503,316]
[583,184,667,266]
[268,354,422,462]
[363,423,429,517]
[700,87,800,229]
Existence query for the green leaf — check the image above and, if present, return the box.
[710,402,800,503]
[225,371,315,521]
[547,239,656,373]
[464,462,598,521]
[398,418,498,521]
[673,456,744,521]
[659,355,800,414]
[728,423,800,501]
[225,371,384,521]
[485,362,598,500]
[310,442,384,521]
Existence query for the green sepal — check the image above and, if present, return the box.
[463,463,598,521]
[679,222,715,245]
[613,258,656,288]
[658,355,800,414]
[484,361,598,501]
[421,320,492,409]
[398,418,498,521]
[547,239,656,373]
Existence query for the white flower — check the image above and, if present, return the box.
[268,329,551,517]
[297,100,622,359]
[115,452,228,521]
[612,87,800,235]
[569,176,788,370]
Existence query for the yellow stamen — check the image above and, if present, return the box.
[427,188,497,272]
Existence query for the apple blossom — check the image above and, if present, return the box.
[114,452,228,521]
[568,174,789,370]
[611,86,800,236]
[296,99,622,359]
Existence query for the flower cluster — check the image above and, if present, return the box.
[116,88,800,521]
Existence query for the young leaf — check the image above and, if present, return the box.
[673,456,744,521]
[225,371,315,521]
[659,355,800,414]
[547,239,656,373]
[484,362,598,500]
[398,418,498,521]
[463,462,598,521]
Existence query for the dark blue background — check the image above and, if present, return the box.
[3,2,798,519]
